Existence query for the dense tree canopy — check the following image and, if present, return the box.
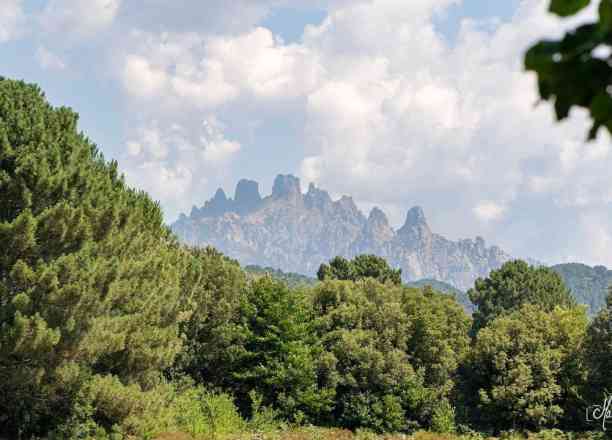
[464,304,588,432]
[525,0,612,139]
[312,279,426,432]
[0,77,606,438]
[468,260,575,333]
[317,255,402,285]
[584,287,612,402]
[0,78,187,437]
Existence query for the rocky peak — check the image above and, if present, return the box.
[305,182,332,210]
[213,188,228,202]
[368,207,389,227]
[405,206,427,227]
[234,179,262,214]
[335,195,360,216]
[172,177,513,291]
[192,188,232,218]
[235,179,260,203]
[272,174,302,203]
[364,207,394,243]
[475,236,485,249]
[398,206,432,242]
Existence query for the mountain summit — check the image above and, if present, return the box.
[172,174,511,290]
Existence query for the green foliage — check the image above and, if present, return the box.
[245,264,317,288]
[431,401,457,434]
[403,286,471,396]
[175,245,248,389]
[312,279,431,432]
[234,277,335,422]
[524,0,612,140]
[317,255,402,285]
[463,304,589,432]
[2,78,604,439]
[468,260,575,333]
[40,374,246,439]
[407,279,473,314]
[583,287,612,402]
[180,270,334,424]
[552,263,612,316]
[0,78,186,437]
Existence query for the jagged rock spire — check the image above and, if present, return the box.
[272,174,302,204]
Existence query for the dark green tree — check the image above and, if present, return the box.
[584,287,612,401]
[317,254,402,285]
[181,269,334,423]
[233,277,335,423]
[468,260,575,333]
[403,286,471,396]
[525,0,612,139]
[175,246,248,388]
[0,79,186,437]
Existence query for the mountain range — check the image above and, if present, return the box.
[172,174,513,290]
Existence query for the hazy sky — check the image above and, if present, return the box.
[2,0,611,267]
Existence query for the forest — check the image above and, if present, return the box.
[0,78,611,440]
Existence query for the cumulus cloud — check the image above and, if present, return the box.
[119,27,322,109]
[40,0,121,36]
[474,202,507,222]
[0,0,24,42]
[122,119,241,217]
[110,0,612,264]
[36,46,66,70]
[13,0,611,265]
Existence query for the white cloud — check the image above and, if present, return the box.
[120,27,322,109]
[41,0,121,36]
[122,54,168,98]
[32,0,611,264]
[201,117,241,162]
[122,119,240,218]
[0,0,24,42]
[474,201,507,222]
[36,46,66,70]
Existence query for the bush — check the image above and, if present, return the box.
[431,401,457,434]
[47,377,246,439]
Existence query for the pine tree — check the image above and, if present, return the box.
[0,78,186,437]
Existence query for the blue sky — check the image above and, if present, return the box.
[2,0,611,267]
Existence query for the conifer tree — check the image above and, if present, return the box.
[0,78,186,437]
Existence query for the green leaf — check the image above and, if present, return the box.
[525,41,560,72]
[549,0,591,17]
[600,0,612,32]
[590,92,612,122]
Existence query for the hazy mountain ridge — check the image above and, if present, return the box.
[172,174,515,291]
[552,263,612,315]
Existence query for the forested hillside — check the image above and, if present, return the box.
[244,264,317,287]
[552,263,612,315]
[1,78,611,440]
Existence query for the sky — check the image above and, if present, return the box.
[1,0,611,267]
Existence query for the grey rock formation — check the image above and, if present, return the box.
[172,174,512,290]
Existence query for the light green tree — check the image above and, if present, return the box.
[464,304,588,431]
[584,287,612,401]
[312,279,430,432]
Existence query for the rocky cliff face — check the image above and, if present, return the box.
[172,174,512,290]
